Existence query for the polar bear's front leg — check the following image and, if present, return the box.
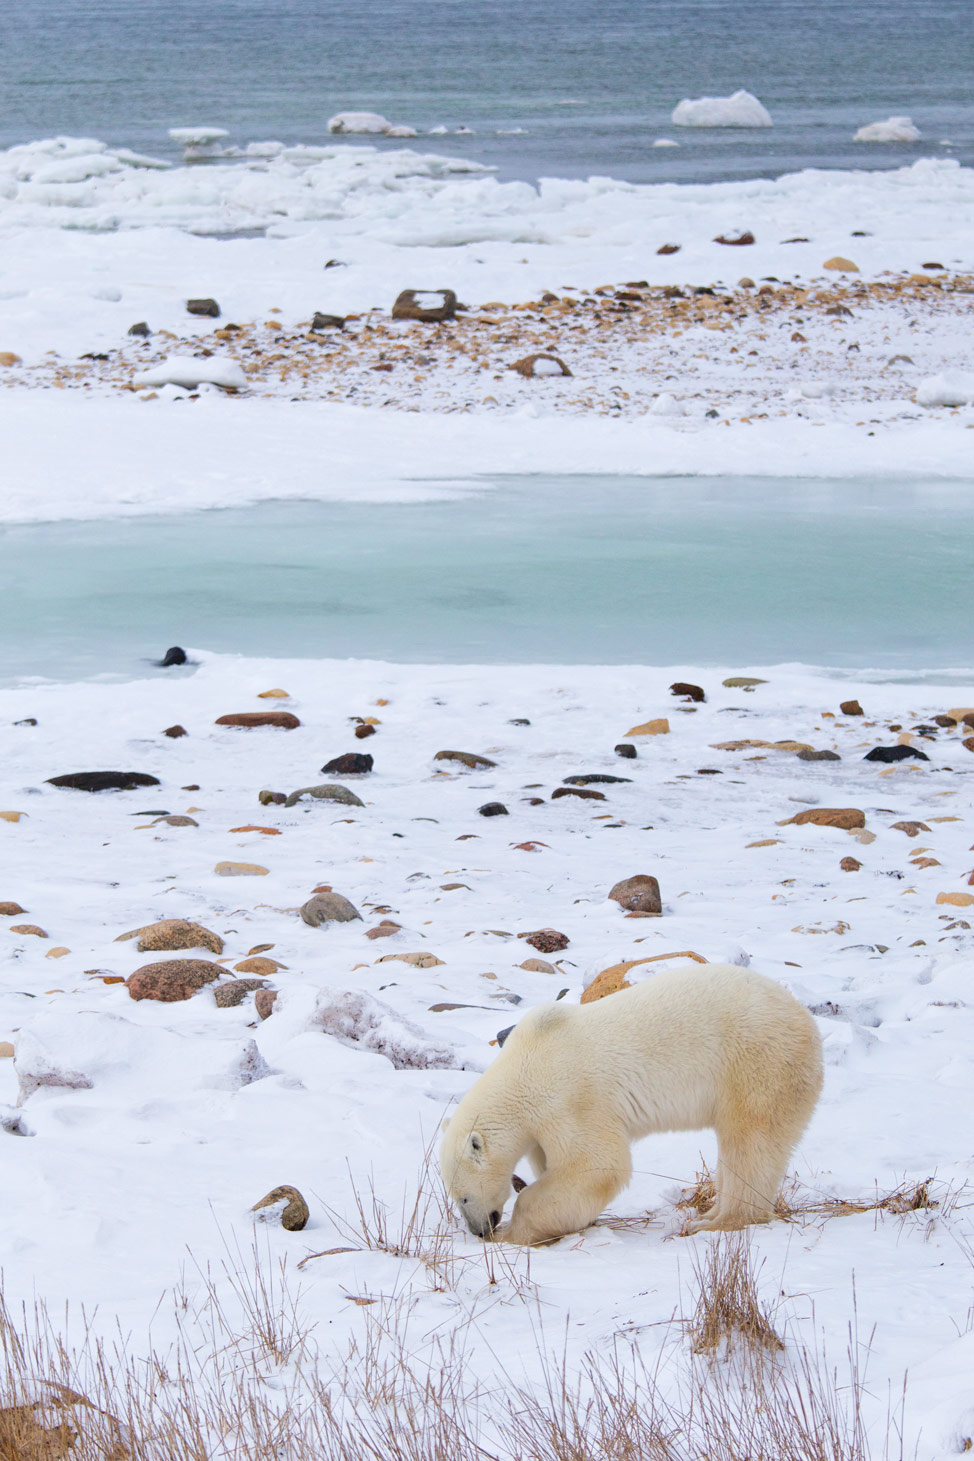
[494,1139,632,1245]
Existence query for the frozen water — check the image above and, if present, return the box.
[854,116,922,143]
[672,90,773,128]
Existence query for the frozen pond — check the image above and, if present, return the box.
[3,475,972,682]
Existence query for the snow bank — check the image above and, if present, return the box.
[854,116,922,143]
[916,370,974,407]
[672,89,773,128]
[133,356,248,390]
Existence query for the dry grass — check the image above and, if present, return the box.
[688,1233,784,1355]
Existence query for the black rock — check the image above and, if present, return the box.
[509,718,531,726]
[864,745,930,763]
[614,743,637,759]
[321,752,374,775]
[186,297,220,317]
[311,312,345,331]
[159,646,187,667]
[670,681,706,701]
[478,802,509,817]
[496,1024,515,1047]
[47,772,161,792]
[563,774,633,785]
[128,321,151,337]
[132,809,170,816]
[14,718,37,727]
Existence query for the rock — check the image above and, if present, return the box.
[552,787,607,801]
[128,321,150,336]
[259,790,288,805]
[519,928,569,953]
[520,957,557,973]
[948,706,974,723]
[284,784,364,808]
[157,814,198,827]
[625,718,669,736]
[255,988,278,1020]
[823,257,859,272]
[936,892,974,908]
[840,699,864,716]
[365,920,401,940]
[0,352,23,367]
[563,774,632,785]
[434,750,496,769]
[670,682,705,701]
[127,959,222,1001]
[160,646,187,666]
[581,966,632,1003]
[258,688,290,698]
[47,771,160,792]
[377,951,445,968]
[780,808,866,830]
[479,802,509,816]
[892,821,930,837]
[796,749,841,761]
[10,924,47,938]
[115,919,224,954]
[0,1042,13,1058]
[215,862,269,876]
[392,289,457,323]
[215,712,301,730]
[657,243,681,255]
[321,752,373,775]
[513,353,572,378]
[163,724,188,738]
[355,723,377,740]
[0,902,27,916]
[300,892,361,926]
[722,677,766,689]
[229,824,280,835]
[311,312,345,330]
[234,956,284,975]
[214,979,266,1008]
[187,297,220,317]
[251,1184,309,1231]
[840,857,862,872]
[864,745,930,763]
[714,231,755,246]
[615,744,637,759]
[608,875,662,915]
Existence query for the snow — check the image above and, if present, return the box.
[672,89,773,128]
[916,369,974,406]
[168,127,229,146]
[854,115,922,143]
[132,354,249,390]
[327,111,398,134]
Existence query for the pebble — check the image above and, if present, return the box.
[258,688,290,699]
[163,724,188,738]
[519,958,556,973]
[187,297,220,317]
[214,862,269,876]
[433,750,497,769]
[840,857,862,872]
[608,875,662,915]
[215,712,301,730]
[840,699,864,716]
[321,752,374,775]
[300,892,361,926]
[355,723,377,740]
[251,1184,309,1230]
[128,959,222,1001]
[625,718,669,736]
[478,802,509,816]
[214,979,267,1008]
[284,784,364,808]
[615,744,637,759]
[47,771,160,792]
[115,919,224,955]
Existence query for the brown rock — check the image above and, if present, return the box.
[937,892,974,907]
[45,946,70,959]
[355,723,377,739]
[0,352,22,367]
[115,918,224,954]
[0,1041,14,1057]
[625,718,669,736]
[163,724,188,738]
[255,988,278,1020]
[321,752,373,775]
[0,902,26,916]
[392,289,457,323]
[964,737,974,754]
[365,920,401,940]
[840,856,862,872]
[234,956,285,975]
[215,712,300,729]
[780,808,865,830]
[721,676,767,689]
[251,1184,309,1230]
[300,892,361,926]
[229,824,281,835]
[947,707,974,723]
[377,951,445,967]
[187,297,220,316]
[512,353,572,378]
[840,699,864,716]
[519,957,556,973]
[891,821,931,837]
[670,682,705,701]
[259,790,288,805]
[214,978,266,1008]
[258,688,290,698]
[608,875,662,915]
[311,312,345,331]
[9,924,47,937]
[552,786,606,801]
[823,257,858,272]
[796,748,841,761]
[581,966,633,1003]
[519,928,570,953]
[156,814,198,827]
[434,749,497,769]
[215,862,269,876]
[714,231,755,246]
[657,243,681,255]
[932,715,957,728]
[128,959,222,1001]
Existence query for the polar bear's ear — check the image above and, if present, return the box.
[466,1131,486,1164]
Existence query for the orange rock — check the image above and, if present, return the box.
[215,712,300,730]
[625,718,670,736]
[258,688,290,698]
[234,956,285,975]
[936,892,974,907]
[779,808,865,830]
[214,861,269,876]
[229,825,282,835]
[9,924,47,937]
[823,257,859,272]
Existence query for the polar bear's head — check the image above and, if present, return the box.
[440,1118,511,1239]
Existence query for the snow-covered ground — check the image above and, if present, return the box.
[1,656,974,1454]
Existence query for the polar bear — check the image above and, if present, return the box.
[441,964,822,1244]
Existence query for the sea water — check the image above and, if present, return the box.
[2,0,972,185]
[2,476,971,682]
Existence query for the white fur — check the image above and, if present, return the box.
[440,964,823,1244]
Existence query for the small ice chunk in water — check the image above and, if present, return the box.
[386,125,418,138]
[652,138,680,147]
[428,125,449,135]
[854,116,921,143]
[134,355,248,390]
[168,127,229,146]
[672,89,773,128]
[916,370,974,407]
[327,111,393,134]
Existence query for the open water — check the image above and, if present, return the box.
[2,475,971,682]
[2,0,972,184]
